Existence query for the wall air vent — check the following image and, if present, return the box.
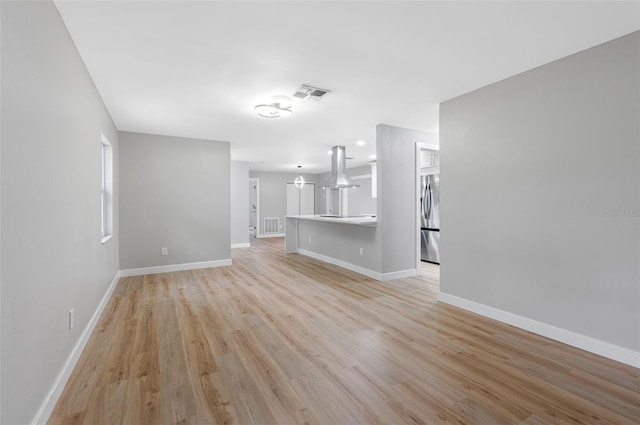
[293,84,331,101]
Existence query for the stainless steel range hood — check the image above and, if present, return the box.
[322,146,360,189]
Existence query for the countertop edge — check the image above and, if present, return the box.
[286,215,377,227]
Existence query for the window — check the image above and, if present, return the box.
[101,134,113,243]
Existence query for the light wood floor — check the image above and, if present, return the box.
[49,238,639,425]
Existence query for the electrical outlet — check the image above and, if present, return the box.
[161,247,168,256]
[308,236,312,244]
[69,309,74,330]
[359,247,364,256]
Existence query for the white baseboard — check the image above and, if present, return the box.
[297,249,382,281]
[32,271,121,425]
[119,259,232,277]
[381,269,417,281]
[231,243,251,249]
[295,249,416,282]
[256,233,285,238]
[438,292,640,369]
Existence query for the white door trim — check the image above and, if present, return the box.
[415,142,439,272]
[249,178,260,237]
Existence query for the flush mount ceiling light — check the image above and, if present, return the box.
[255,102,292,118]
[255,95,292,118]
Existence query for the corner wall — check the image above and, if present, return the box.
[231,161,250,247]
[377,124,437,276]
[1,1,120,423]
[440,31,640,361]
[119,132,230,270]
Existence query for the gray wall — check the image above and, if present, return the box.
[377,124,437,274]
[316,175,329,215]
[440,32,640,351]
[298,127,439,278]
[119,132,230,269]
[231,161,249,246]
[296,220,380,271]
[1,1,120,423]
[249,171,318,236]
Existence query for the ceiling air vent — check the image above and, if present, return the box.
[293,84,331,101]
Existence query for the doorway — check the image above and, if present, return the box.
[415,144,440,277]
[249,178,259,239]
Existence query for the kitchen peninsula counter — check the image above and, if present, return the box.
[284,214,380,280]
[285,214,377,227]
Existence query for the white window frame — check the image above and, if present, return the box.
[101,134,114,243]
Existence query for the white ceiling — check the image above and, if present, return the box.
[55,0,640,173]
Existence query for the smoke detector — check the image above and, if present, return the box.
[293,84,332,101]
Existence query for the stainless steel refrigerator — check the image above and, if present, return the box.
[420,174,440,264]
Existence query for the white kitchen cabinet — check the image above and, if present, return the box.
[420,149,440,176]
[287,183,315,215]
[420,149,439,168]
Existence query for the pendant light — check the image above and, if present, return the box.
[295,165,305,188]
